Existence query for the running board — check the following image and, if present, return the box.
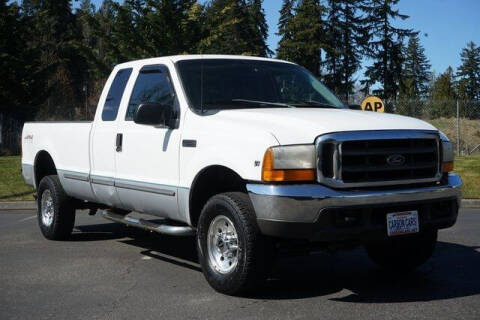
[101,211,196,236]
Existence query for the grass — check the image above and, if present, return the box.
[0,155,479,201]
[0,156,34,201]
[453,155,480,199]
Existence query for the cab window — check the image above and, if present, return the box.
[125,65,176,121]
[102,68,132,121]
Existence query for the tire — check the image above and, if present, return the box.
[197,192,271,295]
[365,230,438,271]
[37,175,75,240]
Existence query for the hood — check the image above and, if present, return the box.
[208,108,438,145]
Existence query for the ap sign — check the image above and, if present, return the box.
[361,96,385,113]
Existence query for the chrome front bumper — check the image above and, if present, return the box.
[247,174,462,240]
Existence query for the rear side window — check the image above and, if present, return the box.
[125,65,175,121]
[102,68,133,121]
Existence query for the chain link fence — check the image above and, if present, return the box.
[384,99,480,155]
[1,100,480,156]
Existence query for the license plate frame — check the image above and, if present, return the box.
[386,210,419,236]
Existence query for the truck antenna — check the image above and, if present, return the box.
[200,58,204,114]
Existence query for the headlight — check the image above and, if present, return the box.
[439,131,454,172]
[262,145,316,181]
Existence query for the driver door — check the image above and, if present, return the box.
[114,64,181,219]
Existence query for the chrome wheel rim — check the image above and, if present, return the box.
[207,215,239,274]
[41,190,54,227]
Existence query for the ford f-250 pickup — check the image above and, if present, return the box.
[22,55,462,295]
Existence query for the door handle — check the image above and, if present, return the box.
[116,133,123,152]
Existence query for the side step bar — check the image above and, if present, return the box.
[101,211,196,236]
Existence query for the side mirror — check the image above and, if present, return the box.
[348,104,362,110]
[133,102,176,128]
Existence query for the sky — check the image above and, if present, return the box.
[87,0,480,75]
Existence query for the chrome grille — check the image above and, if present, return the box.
[316,131,442,188]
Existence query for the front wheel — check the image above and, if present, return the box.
[197,192,271,295]
[365,230,438,271]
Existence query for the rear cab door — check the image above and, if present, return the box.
[90,66,133,207]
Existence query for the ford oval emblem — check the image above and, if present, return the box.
[386,154,406,166]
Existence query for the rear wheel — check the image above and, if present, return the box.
[37,175,75,240]
[365,230,437,271]
[197,192,271,295]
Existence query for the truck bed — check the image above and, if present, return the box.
[21,122,93,200]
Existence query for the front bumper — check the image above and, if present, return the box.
[247,174,462,242]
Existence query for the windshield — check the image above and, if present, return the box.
[176,59,345,111]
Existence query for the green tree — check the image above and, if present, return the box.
[108,0,148,62]
[0,1,45,118]
[199,0,269,56]
[1,0,58,153]
[77,0,96,50]
[361,0,412,100]
[246,0,272,57]
[323,0,342,93]
[276,0,296,61]
[429,67,457,118]
[277,0,326,75]
[0,0,50,152]
[323,0,368,100]
[402,33,431,98]
[93,0,118,68]
[24,0,91,120]
[141,0,203,56]
[456,41,480,100]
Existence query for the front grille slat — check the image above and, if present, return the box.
[342,162,435,173]
[317,131,441,188]
[342,146,436,156]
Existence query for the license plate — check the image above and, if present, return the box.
[386,210,419,236]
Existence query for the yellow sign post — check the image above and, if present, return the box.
[361,96,385,113]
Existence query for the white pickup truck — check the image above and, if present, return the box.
[22,55,462,295]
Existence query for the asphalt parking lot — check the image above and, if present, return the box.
[1,208,479,320]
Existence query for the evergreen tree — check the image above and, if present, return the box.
[279,0,326,76]
[108,1,147,62]
[77,0,96,50]
[361,0,412,100]
[276,0,296,61]
[323,0,368,100]
[456,41,480,100]
[403,33,431,98]
[323,0,342,93]
[0,0,48,120]
[142,0,201,56]
[182,1,206,53]
[22,0,89,120]
[246,0,272,57]
[199,0,268,56]
[94,0,117,68]
[430,67,457,118]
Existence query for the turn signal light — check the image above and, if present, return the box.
[442,161,454,172]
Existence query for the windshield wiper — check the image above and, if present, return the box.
[202,99,295,110]
[231,99,295,108]
[291,100,339,108]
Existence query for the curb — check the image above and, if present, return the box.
[462,199,480,208]
[1,199,480,211]
[0,201,37,210]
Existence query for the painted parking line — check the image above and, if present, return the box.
[18,215,37,222]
